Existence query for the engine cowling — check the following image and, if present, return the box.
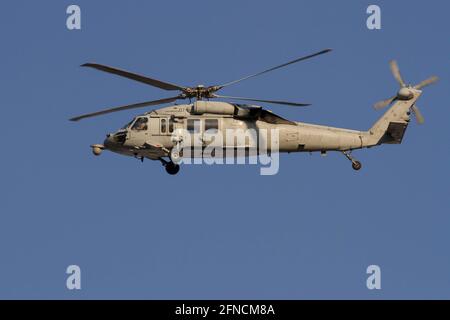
[190,101,235,115]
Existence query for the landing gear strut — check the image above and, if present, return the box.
[159,158,180,175]
[342,151,362,171]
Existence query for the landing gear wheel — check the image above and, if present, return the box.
[352,161,362,171]
[342,151,362,171]
[165,162,180,175]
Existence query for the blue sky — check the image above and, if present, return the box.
[0,0,449,299]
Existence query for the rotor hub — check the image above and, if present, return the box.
[182,85,219,100]
[397,87,414,100]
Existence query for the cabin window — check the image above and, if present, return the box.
[168,118,174,133]
[205,119,218,133]
[160,118,167,133]
[187,119,201,133]
[131,117,148,131]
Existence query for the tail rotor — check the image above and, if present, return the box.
[373,60,438,124]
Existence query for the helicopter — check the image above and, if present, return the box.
[70,49,438,175]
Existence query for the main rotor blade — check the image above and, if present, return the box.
[69,96,182,121]
[218,49,332,89]
[81,63,186,91]
[411,105,425,124]
[373,96,396,110]
[213,94,310,107]
[389,60,406,87]
[414,76,439,90]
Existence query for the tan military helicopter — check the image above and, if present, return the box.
[70,49,438,175]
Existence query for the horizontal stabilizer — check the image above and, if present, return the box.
[382,121,409,144]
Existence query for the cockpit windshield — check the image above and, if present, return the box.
[131,117,148,131]
[121,119,134,129]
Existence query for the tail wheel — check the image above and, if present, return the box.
[165,162,180,175]
[352,161,362,171]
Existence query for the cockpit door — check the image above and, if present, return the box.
[127,116,150,144]
[145,117,174,147]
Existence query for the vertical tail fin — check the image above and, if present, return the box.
[366,89,422,146]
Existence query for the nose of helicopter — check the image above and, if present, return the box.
[104,134,114,148]
[104,130,128,149]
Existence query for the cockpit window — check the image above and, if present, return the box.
[168,118,174,133]
[121,119,134,129]
[131,117,148,131]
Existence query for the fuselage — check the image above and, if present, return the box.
[103,101,375,160]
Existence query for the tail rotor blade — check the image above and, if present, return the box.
[390,60,406,87]
[414,76,439,90]
[373,96,396,110]
[411,105,425,124]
